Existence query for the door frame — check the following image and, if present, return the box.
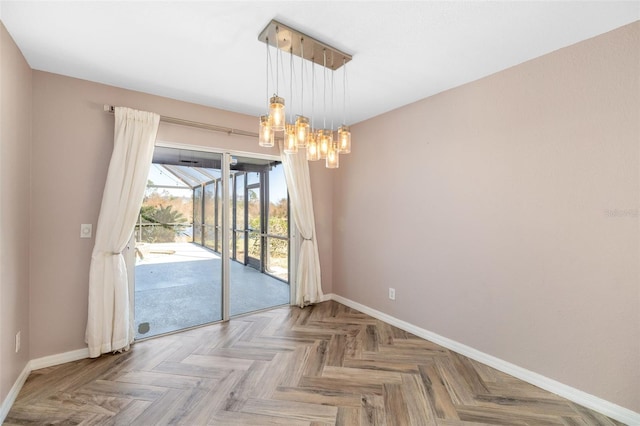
[152,141,295,321]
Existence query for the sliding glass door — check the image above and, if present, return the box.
[133,147,290,339]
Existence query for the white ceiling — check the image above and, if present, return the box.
[1,1,638,126]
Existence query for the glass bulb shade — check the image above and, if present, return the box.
[326,143,339,169]
[269,95,285,131]
[306,132,320,161]
[318,129,332,159]
[284,123,298,154]
[305,129,315,148]
[259,115,274,147]
[295,116,309,148]
[338,125,351,154]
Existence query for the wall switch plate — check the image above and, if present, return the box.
[15,331,21,353]
[80,224,92,238]
[389,288,396,300]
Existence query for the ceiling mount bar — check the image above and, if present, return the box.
[103,105,259,138]
[258,20,352,71]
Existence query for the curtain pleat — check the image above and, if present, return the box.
[85,107,159,358]
[280,144,323,307]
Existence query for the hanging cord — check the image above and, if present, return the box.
[265,38,270,109]
[275,27,280,94]
[311,59,315,129]
[300,38,304,116]
[331,59,335,131]
[342,57,347,124]
[289,47,294,122]
[322,49,327,129]
[279,34,287,98]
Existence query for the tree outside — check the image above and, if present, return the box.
[136,183,193,244]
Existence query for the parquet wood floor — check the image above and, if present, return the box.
[5,301,624,425]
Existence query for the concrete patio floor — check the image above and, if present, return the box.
[134,242,290,339]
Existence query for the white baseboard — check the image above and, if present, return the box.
[329,294,640,425]
[0,347,89,423]
[0,363,30,423]
[29,348,90,371]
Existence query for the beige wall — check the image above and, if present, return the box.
[0,22,32,404]
[333,22,640,412]
[29,71,334,359]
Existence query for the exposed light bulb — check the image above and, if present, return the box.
[284,123,298,153]
[295,116,309,148]
[338,125,351,154]
[318,129,331,159]
[269,95,285,131]
[306,131,320,161]
[259,115,274,147]
[326,143,339,169]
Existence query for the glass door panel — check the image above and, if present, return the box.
[266,163,289,281]
[229,157,289,317]
[134,148,223,339]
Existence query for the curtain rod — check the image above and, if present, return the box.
[103,105,258,138]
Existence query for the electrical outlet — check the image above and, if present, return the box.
[388,288,396,300]
[80,224,92,238]
[15,331,21,353]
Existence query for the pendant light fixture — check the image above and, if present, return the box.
[338,58,351,154]
[284,46,298,154]
[295,38,309,148]
[284,123,297,153]
[318,129,331,160]
[318,49,330,160]
[326,64,339,169]
[306,135,320,161]
[269,27,285,132]
[307,60,320,162]
[326,143,339,169]
[269,95,285,132]
[259,115,274,147]
[258,20,353,169]
[259,39,275,147]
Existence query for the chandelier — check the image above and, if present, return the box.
[258,20,352,169]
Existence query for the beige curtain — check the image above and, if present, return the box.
[85,107,159,357]
[279,144,323,307]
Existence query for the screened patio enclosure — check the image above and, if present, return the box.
[134,147,290,339]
